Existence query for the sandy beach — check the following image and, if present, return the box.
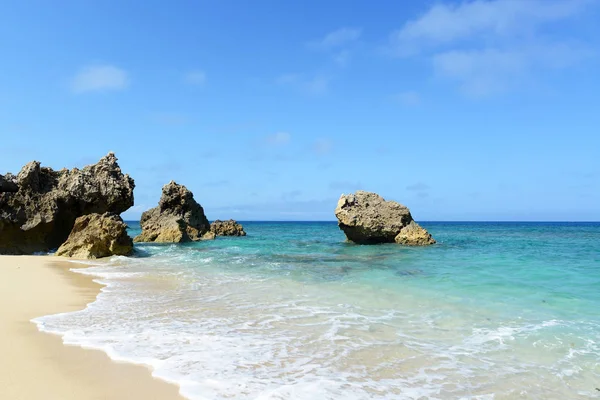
[0,255,184,400]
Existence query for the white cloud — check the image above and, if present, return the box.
[433,43,591,96]
[333,50,351,67]
[394,91,421,106]
[265,132,291,146]
[390,0,589,55]
[387,0,594,96]
[308,28,362,67]
[185,70,206,85]
[433,48,524,96]
[71,65,128,93]
[311,28,362,50]
[276,74,330,95]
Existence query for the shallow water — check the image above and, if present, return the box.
[34,222,600,399]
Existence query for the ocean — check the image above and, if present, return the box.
[33,222,600,399]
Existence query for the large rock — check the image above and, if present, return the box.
[134,181,212,243]
[55,213,133,259]
[210,219,246,237]
[335,191,435,245]
[0,153,135,254]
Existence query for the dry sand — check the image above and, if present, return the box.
[0,255,185,400]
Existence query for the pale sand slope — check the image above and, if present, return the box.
[0,255,185,400]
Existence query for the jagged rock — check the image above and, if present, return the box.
[55,213,133,259]
[210,219,246,237]
[335,190,435,245]
[0,153,134,255]
[134,181,212,243]
[0,173,18,193]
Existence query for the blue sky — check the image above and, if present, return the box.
[1,0,599,221]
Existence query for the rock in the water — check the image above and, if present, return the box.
[134,181,212,243]
[0,153,135,254]
[394,221,436,246]
[334,190,435,245]
[55,213,133,259]
[0,173,18,193]
[210,219,246,237]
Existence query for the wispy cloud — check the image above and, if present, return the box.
[389,0,588,55]
[332,50,351,67]
[276,74,330,95]
[310,28,362,50]
[264,132,291,146]
[71,65,128,93]
[432,43,591,96]
[308,28,362,67]
[387,0,594,97]
[185,70,206,86]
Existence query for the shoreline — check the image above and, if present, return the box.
[0,255,185,400]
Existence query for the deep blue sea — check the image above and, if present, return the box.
[35,222,600,399]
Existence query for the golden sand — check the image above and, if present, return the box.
[0,255,184,400]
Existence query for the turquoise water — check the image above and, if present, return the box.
[35,222,600,399]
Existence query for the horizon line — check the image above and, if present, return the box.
[122,219,600,223]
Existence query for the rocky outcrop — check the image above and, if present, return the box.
[0,153,135,255]
[0,173,18,192]
[134,181,212,243]
[55,213,133,259]
[335,191,435,245]
[210,219,246,237]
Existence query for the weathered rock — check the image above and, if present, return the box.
[335,190,435,245]
[0,173,18,192]
[0,153,135,254]
[134,181,212,243]
[394,221,436,246]
[55,213,133,259]
[210,219,246,237]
